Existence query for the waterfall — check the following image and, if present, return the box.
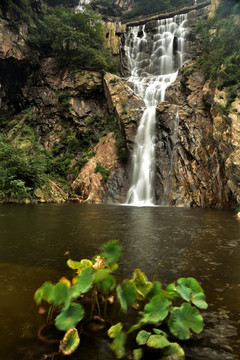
[125,14,189,206]
[76,0,91,11]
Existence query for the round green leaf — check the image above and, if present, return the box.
[94,268,110,282]
[101,240,122,265]
[133,348,143,360]
[141,295,170,324]
[132,269,153,300]
[108,263,119,272]
[166,282,179,298]
[67,258,92,271]
[146,281,162,300]
[168,303,204,340]
[97,274,116,292]
[42,281,55,303]
[53,282,70,307]
[108,323,126,359]
[153,328,167,337]
[176,284,192,302]
[146,334,170,349]
[117,280,137,312]
[177,277,204,293]
[108,322,123,338]
[176,277,208,309]
[136,330,151,345]
[34,288,43,305]
[55,303,85,331]
[59,328,80,355]
[160,342,185,359]
[191,292,208,309]
[70,267,93,298]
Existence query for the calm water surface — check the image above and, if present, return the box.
[0,204,239,360]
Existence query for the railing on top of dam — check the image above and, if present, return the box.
[124,0,211,27]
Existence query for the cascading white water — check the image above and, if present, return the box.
[125,14,189,206]
[76,0,91,11]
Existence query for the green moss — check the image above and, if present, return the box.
[183,66,194,77]
[94,162,110,181]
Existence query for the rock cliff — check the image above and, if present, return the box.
[154,61,238,208]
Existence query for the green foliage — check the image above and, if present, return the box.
[136,330,151,345]
[72,267,94,294]
[55,303,85,331]
[160,342,185,360]
[0,0,36,24]
[34,241,207,358]
[108,323,126,359]
[94,162,110,181]
[100,240,122,264]
[133,348,143,360]
[146,334,170,349]
[176,277,208,309]
[168,303,204,340]
[0,133,48,199]
[132,269,155,300]
[114,128,128,163]
[141,295,170,324]
[27,6,116,72]
[182,66,195,77]
[195,0,240,107]
[117,280,137,312]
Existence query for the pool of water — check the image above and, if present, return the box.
[0,204,239,359]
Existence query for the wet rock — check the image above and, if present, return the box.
[104,22,126,55]
[72,133,128,203]
[155,63,234,208]
[103,73,145,152]
[0,19,28,60]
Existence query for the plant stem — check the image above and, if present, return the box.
[153,261,162,282]
[90,295,96,320]
[104,293,108,319]
[95,293,101,318]
[47,305,54,323]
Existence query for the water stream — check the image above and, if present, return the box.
[125,15,189,205]
[76,0,91,11]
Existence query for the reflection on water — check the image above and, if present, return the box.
[0,204,239,359]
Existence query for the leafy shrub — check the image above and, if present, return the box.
[27,6,116,72]
[0,0,38,25]
[95,162,110,181]
[0,134,48,199]
[195,0,240,107]
[114,128,128,163]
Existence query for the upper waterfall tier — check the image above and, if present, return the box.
[125,14,190,206]
[76,0,91,11]
[125,14,189,105]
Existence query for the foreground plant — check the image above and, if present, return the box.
[108,272,208,359]
[34,241,208,359]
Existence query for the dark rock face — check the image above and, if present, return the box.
[154,63,236,208]
[103,73,145,152]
